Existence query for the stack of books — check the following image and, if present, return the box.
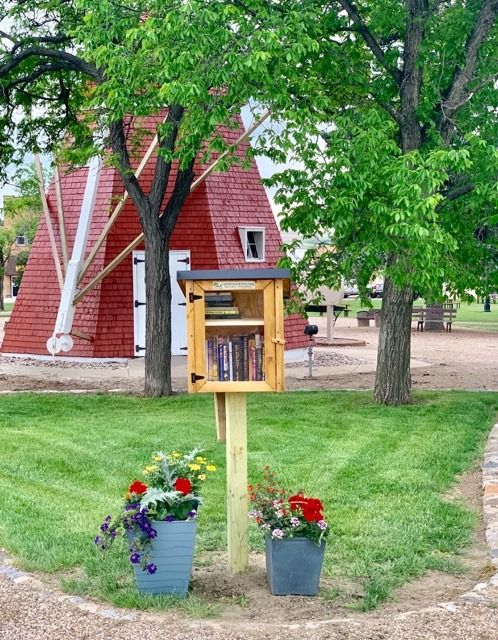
[206,333,265,382]
[204,293,240,320]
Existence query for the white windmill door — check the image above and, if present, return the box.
[132,250,190,357]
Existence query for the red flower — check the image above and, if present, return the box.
[174,477,192,495]
[289,494,305,510]
[129,480,148,495]
[290,495,324,522]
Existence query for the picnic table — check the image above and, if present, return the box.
[304,303,351,342]
[305,303,351,318]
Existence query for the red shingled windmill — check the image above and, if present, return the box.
[1,114,307,360]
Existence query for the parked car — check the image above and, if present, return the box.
[370,283,384,298]
[343,282,359,297]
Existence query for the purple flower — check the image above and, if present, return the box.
[100,522,109,532]
[94,536,101,545]
[104,515,112,523]
[187,510,197,519]
[165,515,176,522]
[130,553,141,564]
[271,528,285,539]
[146,563,157,575]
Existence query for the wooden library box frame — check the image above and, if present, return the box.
[177,269,290,393]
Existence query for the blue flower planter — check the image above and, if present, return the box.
[131,520,197,597]
[265,536,326,596]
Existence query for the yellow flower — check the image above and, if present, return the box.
[144,465,158,475]
[152,455,162,462]
[206,465,217,472]
[124,491,132,501]
[189,463,201,471]
[172,452,181,459]
[198,474,206,481]
[196,456,207,464]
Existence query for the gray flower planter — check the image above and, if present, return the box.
[131,520,197,597]
[265,536,326,596]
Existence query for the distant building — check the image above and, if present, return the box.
[1,195,38,299]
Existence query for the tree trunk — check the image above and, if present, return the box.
[374,276,413,405]
[144,231,172,397]
[0,266,4,311]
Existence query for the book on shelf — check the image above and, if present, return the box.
[205,293,240,320]
[205,293,237,307]
[205,306,240,314]
[205,307,241,320]
[206,332,264,382]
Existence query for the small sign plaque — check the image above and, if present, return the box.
[213,281,256,290]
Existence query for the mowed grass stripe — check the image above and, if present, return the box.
[0,390,496,609]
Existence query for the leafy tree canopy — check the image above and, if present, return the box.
[258,0,498,301]
[3,163,45,244]
[0,0,318,171]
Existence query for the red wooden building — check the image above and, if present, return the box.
[1,116,307,359]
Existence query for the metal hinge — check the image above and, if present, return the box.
[135,345,145,353]
[133,257,145,265]
[191,373,205,383]
[189,292,203,303]
[180,346,188,351]
[134,300,146,307]
[178,256,190,264]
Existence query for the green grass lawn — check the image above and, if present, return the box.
[0,302,13,317]
[0,391,496,611]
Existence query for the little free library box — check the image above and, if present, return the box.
[177,268,290,573]
[177,269,290,394]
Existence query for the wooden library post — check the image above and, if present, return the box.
[177,269,289,573]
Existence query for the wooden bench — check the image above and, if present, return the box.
[356,309,381,327]
[412,308,457,332]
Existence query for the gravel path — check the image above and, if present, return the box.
[1,572,498,640]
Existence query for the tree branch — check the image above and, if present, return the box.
[2,61,77,91]
[0,46,100,81]
[435,181,475,212]
[162,158,196,235]
[9,34,71,56]
[109,119,150,223]
[441,182,475,202]
[439,0,498,144]
[336,0,402,85]
[149,104,185,213]
[369,92,402,125]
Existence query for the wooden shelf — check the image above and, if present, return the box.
[205,318,264,327]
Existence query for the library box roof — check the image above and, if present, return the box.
[177,269,291,297]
